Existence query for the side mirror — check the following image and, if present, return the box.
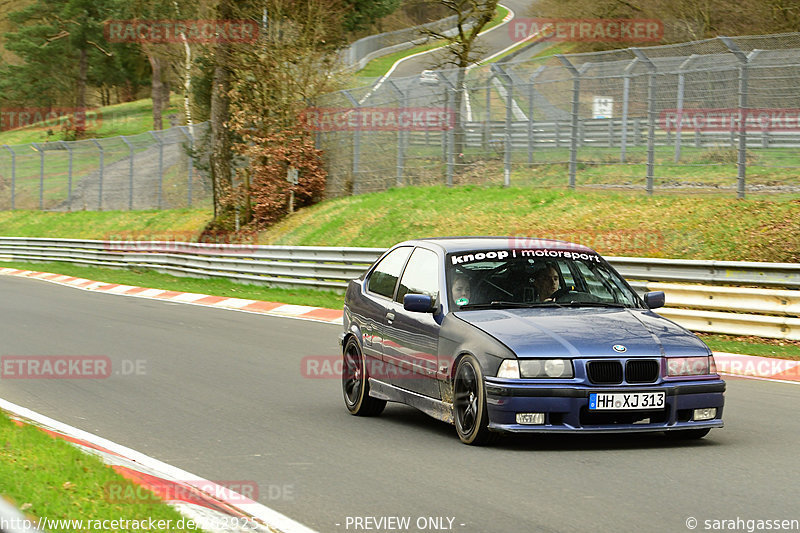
[403,293,436,313]
[644,291,665,309]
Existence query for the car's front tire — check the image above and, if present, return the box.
[453,354,496,445]
[342,336,386,416]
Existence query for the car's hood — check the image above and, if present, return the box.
[453,307,710,358]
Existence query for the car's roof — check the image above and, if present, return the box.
[401,236,599,255]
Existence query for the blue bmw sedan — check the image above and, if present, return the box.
[340,237,725,445]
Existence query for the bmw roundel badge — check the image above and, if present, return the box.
[613,344,627,353]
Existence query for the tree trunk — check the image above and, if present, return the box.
[209,29,233,219]
[149,54,164,131]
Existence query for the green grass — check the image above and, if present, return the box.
[0,411,208,532]
[0,97,185,145]
[259,185,800,263]
[0,260,346,309]
[699,334,800,360]
[0,209,212,240]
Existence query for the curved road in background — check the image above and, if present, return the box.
[1,276,798,532]
[388,0,535,79]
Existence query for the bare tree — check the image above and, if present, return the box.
[420,0,499,158]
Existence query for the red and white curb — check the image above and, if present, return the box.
[0,268,344,325]
[713,352,800,383]
[0,398,317,533]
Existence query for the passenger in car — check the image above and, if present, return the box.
[451,274,472,306]
[533,264,561,301]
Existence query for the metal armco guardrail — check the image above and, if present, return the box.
[0,237,797,340]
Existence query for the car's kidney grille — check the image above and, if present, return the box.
[586,361,623,384]
[626,360,660,383]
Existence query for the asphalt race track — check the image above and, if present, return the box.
[1,275,798,533]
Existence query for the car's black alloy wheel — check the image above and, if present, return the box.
[454,354,495,445]
[342,336,386,416]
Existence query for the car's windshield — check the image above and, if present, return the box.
[446,248,642,310]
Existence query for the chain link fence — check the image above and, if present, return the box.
[0,123,211,211]
[317,32,800,198]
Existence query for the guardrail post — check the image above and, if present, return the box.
[556,55,587,189]
[2,145,15,210]
[149,131,164,208]
[674,55,697,163]
[91,139,104,210]
[32,143,44,210]
[120,136,134,210]
[632,49,656,195]
[59,141,73,211]
[720,37,759,200]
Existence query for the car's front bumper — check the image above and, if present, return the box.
[484,378,725,433]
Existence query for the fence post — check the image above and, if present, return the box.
[556,55,586,189]
[674,55,697,163]
[120,136,134,210]
[3,145,14,210]
[483,76,492,152]
[528,66,546,165]
[720,37,758,200]
[149,132,164,208]
[91,139,104,210]
[59,141,73,211]
[32,143,44,210]
[632,49,656,195]
[178,126,195,207]
[342,90,360,194]
[388,80,406,187]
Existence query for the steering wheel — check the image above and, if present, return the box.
[548,286,575,301]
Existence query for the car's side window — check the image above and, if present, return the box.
[396,248,439,304]
[367,247,413,299]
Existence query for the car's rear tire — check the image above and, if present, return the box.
[665,428,711,440]
[342,336,386,416]
[453,354,496,445]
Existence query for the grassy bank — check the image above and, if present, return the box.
[259,186,799,263]
[0,411,207,532]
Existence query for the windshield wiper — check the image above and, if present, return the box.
[559,301,629,308]
[459,301,563,309]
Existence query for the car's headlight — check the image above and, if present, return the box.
[497,360,520,379]
[667,356,717,376]
[497,359,573,379]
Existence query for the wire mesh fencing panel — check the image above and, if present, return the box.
[0,123,211,211]
[316,32,800,198]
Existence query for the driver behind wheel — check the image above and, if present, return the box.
[532,263,561,302]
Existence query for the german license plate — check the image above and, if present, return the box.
[589,392,665,410]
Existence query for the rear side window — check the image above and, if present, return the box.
[396,248,439,303]
[367,247,412,299]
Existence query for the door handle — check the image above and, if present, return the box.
[386,311,395,322]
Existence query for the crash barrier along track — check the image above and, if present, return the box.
[0,237,797,340]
